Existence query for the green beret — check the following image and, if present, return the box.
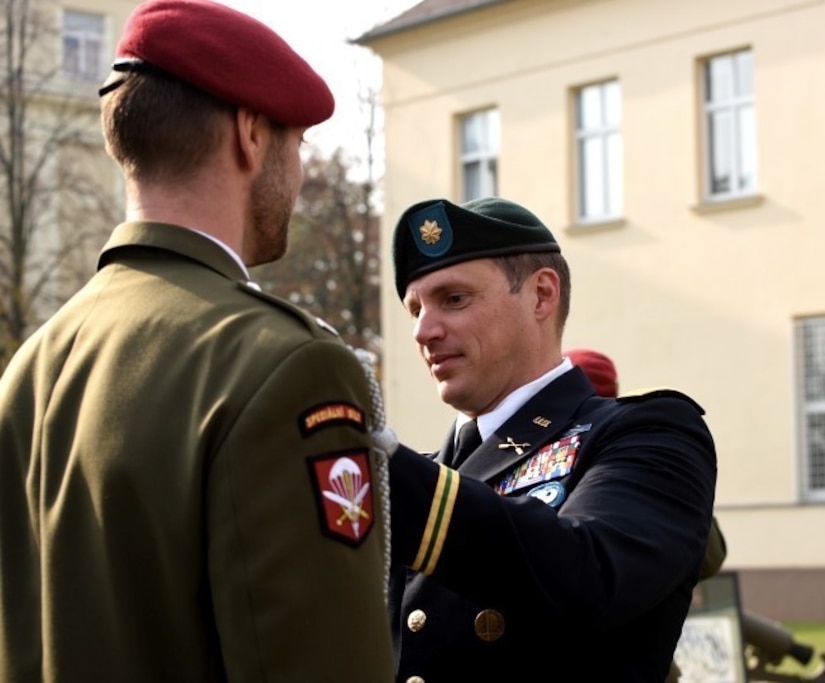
[392,197,560,299]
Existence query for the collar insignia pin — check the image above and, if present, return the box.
[498,437,531,456]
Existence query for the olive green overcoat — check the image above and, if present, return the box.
[0,222,393,682]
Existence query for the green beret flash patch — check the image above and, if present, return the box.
[408,201,453,258]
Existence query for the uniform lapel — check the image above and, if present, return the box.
[459,367,595,483]
[434,425,459,465]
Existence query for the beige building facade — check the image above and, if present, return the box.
[362,0,825,619]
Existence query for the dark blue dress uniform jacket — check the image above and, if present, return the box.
[389,367,717,682]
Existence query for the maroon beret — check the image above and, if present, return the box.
[566,348,619,398]
[109,0,334,127]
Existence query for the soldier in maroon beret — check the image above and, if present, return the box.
[566,348,619,398]
[0,1,394,681]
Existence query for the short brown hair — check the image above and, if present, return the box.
[100,72,234,183]
[494,252,571,333]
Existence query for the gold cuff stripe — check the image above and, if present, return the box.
[412,465,459,575]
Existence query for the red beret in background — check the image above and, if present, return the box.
[566,348,619,398]
[112,0,334,127]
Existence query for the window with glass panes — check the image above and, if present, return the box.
[575,80,622,223]
[459,109,499,202]
[796,316,825,501]
[702,50,758,200]
[62,10,104,81]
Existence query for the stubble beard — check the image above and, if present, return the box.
[248,139,297,266]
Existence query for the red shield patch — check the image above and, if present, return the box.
[308,450,374,547]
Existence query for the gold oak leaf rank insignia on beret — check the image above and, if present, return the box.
[419,219,442,245]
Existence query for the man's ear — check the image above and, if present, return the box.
[534,268,560,321]
[234,108,269,172]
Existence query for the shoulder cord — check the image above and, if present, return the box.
[353,349,398,604]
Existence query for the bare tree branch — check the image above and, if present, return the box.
[0,0,120,370]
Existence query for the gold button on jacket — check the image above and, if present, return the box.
[407,609,427,632]
[474,609,505,642]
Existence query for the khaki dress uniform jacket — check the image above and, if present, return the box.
[0,222,394,682]
[388,366,716,682]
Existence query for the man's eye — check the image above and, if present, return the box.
[445,294,466,306]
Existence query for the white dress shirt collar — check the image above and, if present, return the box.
[456,357,574,442]
[192,228,250,278]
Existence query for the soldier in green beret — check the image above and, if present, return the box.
[386,197,717,681]
[0,1,393,681]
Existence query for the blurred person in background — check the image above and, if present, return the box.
[567,347,727,682]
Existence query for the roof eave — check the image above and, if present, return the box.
[354,0,510,45]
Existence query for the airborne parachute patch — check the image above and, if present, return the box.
[308,450,374,546]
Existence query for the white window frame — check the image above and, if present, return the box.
[574,79,623,224]
[459,109,499,202]
[795,316,825,502]
[62,10,105,82]
[702,49,758,201]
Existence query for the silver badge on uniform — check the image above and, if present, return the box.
[561,423,592,437]
[527,481,566,508]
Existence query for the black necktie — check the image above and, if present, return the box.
[453,419,482,468]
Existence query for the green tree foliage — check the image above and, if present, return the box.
[253,147,382,355]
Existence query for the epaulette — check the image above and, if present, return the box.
[314,316,341,337]
[236,281,340,338]
[616,387,705,415]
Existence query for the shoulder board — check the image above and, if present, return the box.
[236,281,340,338]
[617,387,705,415]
